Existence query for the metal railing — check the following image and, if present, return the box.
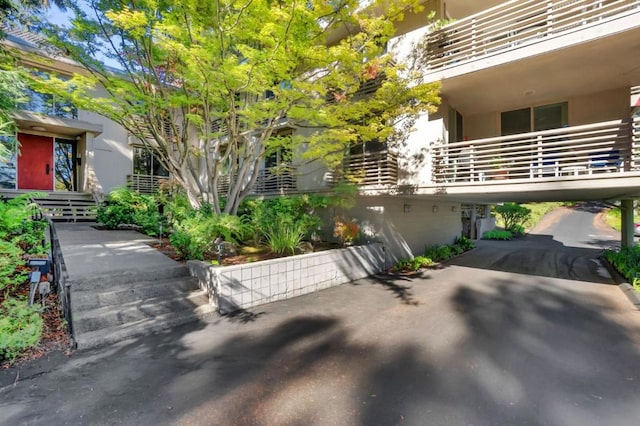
[431,119,634,183]
[426,0,640,71]
[217,167,298,195]
[126,174,168,194]
[329,150,399,187]
[47,217,74,344]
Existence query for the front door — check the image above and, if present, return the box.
[17,133,54,191]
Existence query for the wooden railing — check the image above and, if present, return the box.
[217,167,298,195]
[633,116,640,169]
[329,150,398,187]
[126,174,168,194]
[426,0,640,71]
[431,120,634,183]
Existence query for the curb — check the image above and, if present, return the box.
[600,257,640,310]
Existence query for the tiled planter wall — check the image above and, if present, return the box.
[187,243,385,313]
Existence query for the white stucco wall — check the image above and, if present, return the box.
[330,196,462,264]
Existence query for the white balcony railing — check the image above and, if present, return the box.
[328,150,399,187]
[217,167,298,196]
[431,120,635,183]
[426,0,640,71]
[126,174,169,194]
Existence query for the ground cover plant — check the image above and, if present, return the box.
[603,245,640,293]
[0,195,69,367]
[482,229,513,240]
[392,236,475,272]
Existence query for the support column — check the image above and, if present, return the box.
[470,204,477,240]
[621,199,635,248]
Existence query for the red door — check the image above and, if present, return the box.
[17,133,54,190]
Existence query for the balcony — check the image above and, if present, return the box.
[425,0,640,76]
[328,150,399,187]
[431,120,637,185]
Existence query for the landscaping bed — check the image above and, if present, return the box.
[1,195,70,368]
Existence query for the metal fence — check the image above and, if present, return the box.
[47,217,75,344]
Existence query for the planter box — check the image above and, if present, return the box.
[187,243,385,313]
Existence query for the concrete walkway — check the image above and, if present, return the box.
[55,223,180,279]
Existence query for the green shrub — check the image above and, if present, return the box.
[0,298,43,362]
[483,229,513,240]
[263,217,307,255]
[170,211,252,260]
[393,255,434,272]
[604,245,640,293]
[454,236,475,251]
[246,195,324,242]
[97,188,160,235]
[495,203,531,234]
[0,240,26,293]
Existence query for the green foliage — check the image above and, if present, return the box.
[97,188,160,235]
[0,298,43,362]
[170,208,252,260]
[604,245,640,293]
[247,195,325,243]
[454,236,475,251]
[263,217,307,256]
[494,203,531,234]
[482,229,513,240]
[394,255,434,272]
[394,236,475,272]
[38,0,440,213]
[0,195,48,292]
[0,240,26,292]
[494,202,566,231]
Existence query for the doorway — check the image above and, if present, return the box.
[54,139,77,191]
[17,133,54,191]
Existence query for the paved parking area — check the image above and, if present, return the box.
[2,206,640,425]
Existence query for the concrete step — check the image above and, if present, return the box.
[74,303,216,350]
[73,289,210,334]
[69,264,189,290]
[73,277,200,311]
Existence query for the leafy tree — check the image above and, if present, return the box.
[495,203,531,235]
[32,0,440,213]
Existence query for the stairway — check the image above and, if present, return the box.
[32,192,98,222]
[71,264,216,350]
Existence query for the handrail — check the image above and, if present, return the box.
[332,150,398,186]
[432,120,634,183]
[47,217,74,345]
[426,0,640,71]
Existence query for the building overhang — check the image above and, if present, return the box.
[369,173,640,204]
[12,111,103,138]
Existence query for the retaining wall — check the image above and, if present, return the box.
[187,243,385,313]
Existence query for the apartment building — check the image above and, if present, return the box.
[2,0,640,260]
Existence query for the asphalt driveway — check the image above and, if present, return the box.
[2,205,640,425]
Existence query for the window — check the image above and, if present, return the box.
[133,146,169,177]
[448,107,464,143]
[17,72,78,120]
[501,102,568,135]
[0,135,17,189]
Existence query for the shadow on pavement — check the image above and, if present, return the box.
[447,235,614,284]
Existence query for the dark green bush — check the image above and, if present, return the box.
[97,188,160,235]
[0,298,43,362]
